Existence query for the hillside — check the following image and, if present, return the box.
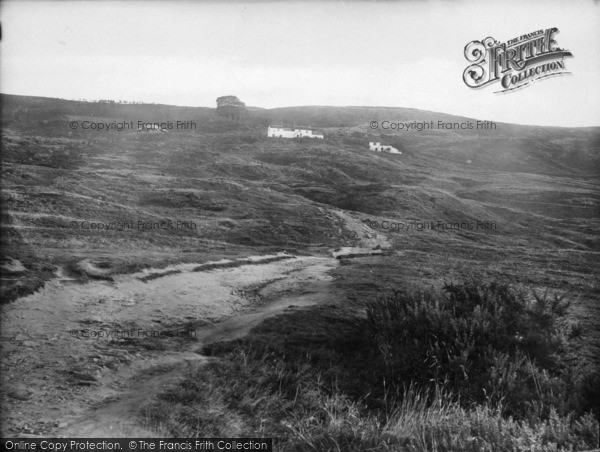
[2,92,599,307]
[2,92,599,325]
[1,94,599,441]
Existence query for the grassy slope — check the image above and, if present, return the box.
[1,94,599,447]
[1,93,598,348]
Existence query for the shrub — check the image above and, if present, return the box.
[144,350,599,451]
[365,281,583,419]
[143,279,598,450]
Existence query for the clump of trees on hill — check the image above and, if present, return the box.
[216,95,246,121]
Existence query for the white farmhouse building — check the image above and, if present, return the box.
[268,125,324,139]
[369,142,401,154]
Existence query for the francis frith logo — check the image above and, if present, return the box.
[463,27,572,93]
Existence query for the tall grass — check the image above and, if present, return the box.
[143,280,599,451]
[382,384,599,452]
[365,281,594,420]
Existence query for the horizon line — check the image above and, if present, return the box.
[2,91,599,129]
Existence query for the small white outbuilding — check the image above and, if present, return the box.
[369,142,401,154]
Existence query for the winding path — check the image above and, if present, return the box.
[1,210,391,437]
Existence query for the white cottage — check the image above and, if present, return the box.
[268,125,324,139]
[369,142,401,154]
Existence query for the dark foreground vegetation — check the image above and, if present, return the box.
[145,280,599,451]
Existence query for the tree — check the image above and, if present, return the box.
[216,95,246,121]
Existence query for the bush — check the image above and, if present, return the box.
[366,281,584,419]
[143,279,598,450]
[144,349,599,451]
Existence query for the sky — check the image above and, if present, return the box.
[1,0,599,127]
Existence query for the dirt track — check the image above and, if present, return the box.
[0,254,327,435]
[1,208,391,437]
[1,243,388,436]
